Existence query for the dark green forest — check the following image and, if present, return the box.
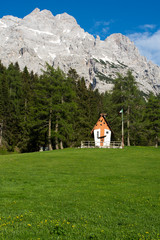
[0,61,159,152]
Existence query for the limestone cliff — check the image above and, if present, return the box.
[0,8,160,94]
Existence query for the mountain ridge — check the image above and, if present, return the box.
[0,8,160,94]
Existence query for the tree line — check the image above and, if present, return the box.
[0,61,159,152]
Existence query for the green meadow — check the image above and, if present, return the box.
[0,147,160,240]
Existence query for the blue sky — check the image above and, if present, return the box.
[1,0,160,65]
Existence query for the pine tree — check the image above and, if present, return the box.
[0,62,10,148]
[144,94,160,147]
[6,63,23,149]
[72,76,104,146]
[31,64,77,150]
[109,71,144,145]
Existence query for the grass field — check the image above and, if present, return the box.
[0,147,160,240]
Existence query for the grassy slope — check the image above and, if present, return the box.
[0,147,160,240]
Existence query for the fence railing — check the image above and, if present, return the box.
[81,141,122,149]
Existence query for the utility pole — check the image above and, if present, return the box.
[119,109,124,148]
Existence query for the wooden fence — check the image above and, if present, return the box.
[81,141,122,149]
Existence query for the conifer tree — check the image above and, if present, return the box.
[109,71,144,145]
[6,63,23,149]
[0,62,10,148]
[144,94,160,147]
[31,64,77,150]
[1,59,158,152]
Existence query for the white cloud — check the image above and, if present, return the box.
[94,21,110,27]
[128,30,160,66]
[89,20,112,39]
[139,24,156,30]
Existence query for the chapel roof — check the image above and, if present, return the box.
[91,113,111,134]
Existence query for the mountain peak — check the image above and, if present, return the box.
[31,8,40,13]
[28,8,40,15]
[24,8,54,20]
[55,12,77,25]
[0,9,160,95]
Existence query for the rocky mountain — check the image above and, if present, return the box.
[0,8,160,94]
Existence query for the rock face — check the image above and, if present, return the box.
[0,8,160,94]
